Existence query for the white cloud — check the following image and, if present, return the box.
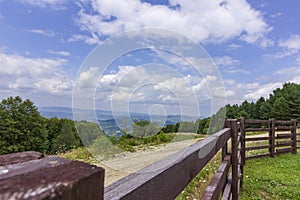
[266,35,300,60]
[68,34,100,45]
[275,66,300,75]
[225,89,235,97]
[47,50,70,57]
[274,66,300,85]
[75,0,271,45]
[0,52,73,95]
[93,65,223,106]
[76,67,100,90]
[19,0,67,9]
[270,12,282,19]
[223,67,250,74]
[29,29,56,37]
[227,43,242,50]
[259,37,274,48]
[214,56,249,75]
[244,82,282,101]
[214,56,240,67]
[279,35,300,53]
[223,79,281,104]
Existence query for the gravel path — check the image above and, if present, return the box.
[96,138,201,186]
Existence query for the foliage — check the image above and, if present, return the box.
[196,117,210,134]
[110,132,176,152]
[178,121,198,133]
[0,96,84,155]
[0,96,48,154]
[60,147,97,164]
[75,121,103,146]
[47,118,82,153]
[132,120,160,137]
[161,123,179,133]
[90,135,123,158]
[224,83,300,120]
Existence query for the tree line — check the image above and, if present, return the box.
[224,82,300,120]
[0,96,85,155]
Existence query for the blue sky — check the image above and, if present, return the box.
[0,0,300,117]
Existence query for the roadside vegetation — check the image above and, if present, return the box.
[176,153,221,199]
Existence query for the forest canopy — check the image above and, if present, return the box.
[224,82,300,120]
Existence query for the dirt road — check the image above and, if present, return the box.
[97,138,200,186]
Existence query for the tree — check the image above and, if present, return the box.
[0,96,48,154]
[196,117,210,134]
[161,123,177,133]
[224,82,300,121]
[178,121,197,133]
[132,120,160,137]
[50,119,82,153]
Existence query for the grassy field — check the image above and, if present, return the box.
[240,153,300,200]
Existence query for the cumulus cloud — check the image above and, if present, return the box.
[92,65,221,104]
[244,82,282,101]
[73,0,271,45]
[223,78,284,104]
[0,52,73,95]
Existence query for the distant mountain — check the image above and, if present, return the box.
[39,106,200,135]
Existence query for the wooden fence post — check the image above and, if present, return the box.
[227,119,239,200]
[269,118,275,157]
[292,119,297,154]
[0,152,105,200]
[222,120,229,160]
[239,117,245,187]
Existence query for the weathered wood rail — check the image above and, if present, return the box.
[0,151,104,200]
[240,118,298,160]
[105,119,243,200]
[0,118,298,200]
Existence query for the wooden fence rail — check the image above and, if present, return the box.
[241,118,298,160]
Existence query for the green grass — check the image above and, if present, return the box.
[110,132,205,153]
[245,131,268,136]
[59,147,98,164]
[240,153,300,200]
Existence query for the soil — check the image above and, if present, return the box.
[96,138,201,186]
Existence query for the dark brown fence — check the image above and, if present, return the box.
[240,118,298,160]
[105,119,243,200]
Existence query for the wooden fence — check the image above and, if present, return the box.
[0,118,298,200]
[104,118,298,200]
[105,119,243,200]
[240,118,299,160]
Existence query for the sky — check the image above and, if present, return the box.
[0,0,300,117]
